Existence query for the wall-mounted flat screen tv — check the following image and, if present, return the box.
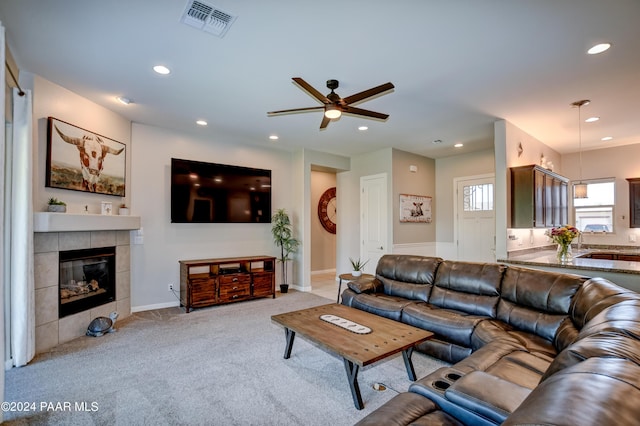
[171,158,271,223]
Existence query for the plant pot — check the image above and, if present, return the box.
[119,207,130,216]
[280,284,289,293]
[48,205,66,213]
[351,270,362,277]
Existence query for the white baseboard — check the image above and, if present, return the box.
[131,300,180,312]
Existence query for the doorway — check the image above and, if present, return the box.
[455,174,496,262]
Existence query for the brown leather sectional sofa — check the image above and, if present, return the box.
[341,254,640,425]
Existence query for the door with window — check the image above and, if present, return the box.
[456,175,496,262]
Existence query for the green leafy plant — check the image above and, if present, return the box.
[47,197,66,206]
[271,209,300,286]
[349,257,369,271]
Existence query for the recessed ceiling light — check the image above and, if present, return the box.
[153,65,171,75]
[601,136,613,141]
[454,143,464,148]
[196,120,207,126]
[585,116,600,123]
[358,126,368,131]
[587,43,611,55]
[269,135,279,140]
[116,96,131,105]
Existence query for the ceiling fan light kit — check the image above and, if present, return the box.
[268,77,394,129]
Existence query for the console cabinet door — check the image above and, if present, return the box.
[190,278,216,307]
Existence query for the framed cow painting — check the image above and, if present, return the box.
[399,194,432,223]
[46,117,126,196]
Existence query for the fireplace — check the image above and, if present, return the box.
[59,246,116,318]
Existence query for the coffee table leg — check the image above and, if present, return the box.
[343,359,364,410]
[283,328,296,359]
[402,347,417,381]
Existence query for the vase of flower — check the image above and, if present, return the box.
[556,243,573,263]
[546,225,580,264]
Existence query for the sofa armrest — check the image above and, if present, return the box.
[347,277,382,294]
[445,371,531,424]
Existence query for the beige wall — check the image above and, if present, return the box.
[311,171,336,271]
[392,148,436,244]
[31,74,132,213]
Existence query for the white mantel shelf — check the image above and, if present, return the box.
[34,212,141,232]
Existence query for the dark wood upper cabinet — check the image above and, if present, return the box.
[627,178,640,228]
[511,165,569,228]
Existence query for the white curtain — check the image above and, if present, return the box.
[8,87,35,367]
[1,21,6,421]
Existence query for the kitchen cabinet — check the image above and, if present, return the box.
[628,178,640,228]
[511,165,569,228]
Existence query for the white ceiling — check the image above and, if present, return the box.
[2,0,639,159]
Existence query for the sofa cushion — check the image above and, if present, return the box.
[376,255,442,302]
[402,302,488,348]
[445,370,531,424]
[504,358,640,426]
[541,331,640,381]
[431,261,504,317]
[354,392,464,426]
[348,292,415,321]
[415,338,473,364]
[570,277,640,329]
[576,298,640,341]
[471,320,557,358]
[497,267,584,343]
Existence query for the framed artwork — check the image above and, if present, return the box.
[46,117,126,196]
[399,194,432,223]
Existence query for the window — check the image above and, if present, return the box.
[463,183,494,211]
[573,180,615,233]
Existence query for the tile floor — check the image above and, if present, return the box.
[310,271,342,302]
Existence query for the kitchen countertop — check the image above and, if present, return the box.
[499,247,640,275]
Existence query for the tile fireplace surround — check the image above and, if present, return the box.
[33,213,140,354]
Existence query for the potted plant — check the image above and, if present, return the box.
[271,208,300,293]
[47,197,67,213]
[349,257,369,277]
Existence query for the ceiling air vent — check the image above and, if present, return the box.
[181,0,237,38]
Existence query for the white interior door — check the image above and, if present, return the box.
[360,174,388,274]
[456,175,496,262]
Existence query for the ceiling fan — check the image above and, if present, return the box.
[267,78,395,129]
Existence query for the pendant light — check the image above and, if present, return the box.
[571,99,590,199]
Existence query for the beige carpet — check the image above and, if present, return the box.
[4,291,447,425]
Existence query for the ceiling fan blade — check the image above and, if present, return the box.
[319,115,331,129]
[267,106,324,116]
[341,82,395,105]
[292,77,330,104]
[342,105,389,120]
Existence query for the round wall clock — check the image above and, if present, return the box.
[318,187,337,234]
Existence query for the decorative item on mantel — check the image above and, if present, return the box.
[118,203,129,216]
[47,197,66,213]
[546,225,581,263]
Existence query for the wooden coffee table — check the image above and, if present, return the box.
[271,303,433,409]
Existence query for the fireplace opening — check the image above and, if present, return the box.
[59,247,116,318]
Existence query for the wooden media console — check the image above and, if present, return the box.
[179,255,276,313]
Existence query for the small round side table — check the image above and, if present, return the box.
[337,273,374,303]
